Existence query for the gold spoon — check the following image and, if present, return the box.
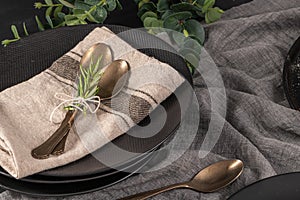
[120,159,244,200]
[31,44,130,159]
[80,43,113,69]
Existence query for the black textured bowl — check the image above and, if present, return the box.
[283,36,300,109]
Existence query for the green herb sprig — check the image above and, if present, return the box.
[1,23,29,47]
[34,0,122,29]
[2,0,122,46]
[65,57,103,111]
[78,57,103,99]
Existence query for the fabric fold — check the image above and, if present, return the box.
[0,27,184,179]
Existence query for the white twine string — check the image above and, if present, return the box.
[50,93,101,124]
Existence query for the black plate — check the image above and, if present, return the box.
[0,149,157,197]
[283,36,300,109]
[228,172,300,200]
[0,25,192,196]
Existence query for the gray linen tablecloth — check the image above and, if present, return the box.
[1,0,300,199]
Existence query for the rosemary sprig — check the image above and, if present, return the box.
[78,56,103,98]
[65,56,103,111]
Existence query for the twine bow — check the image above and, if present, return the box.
[50,93,101,124]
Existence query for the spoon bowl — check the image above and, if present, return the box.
[98,59,130,99]
[189,159,244,192]
[80,43,113,70]
[121,159,244,200]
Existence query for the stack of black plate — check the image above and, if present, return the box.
[0,24,193,196]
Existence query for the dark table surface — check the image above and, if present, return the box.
[0,0,252,195]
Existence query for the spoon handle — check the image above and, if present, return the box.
[31,110,77,159]
[120,183,190,200]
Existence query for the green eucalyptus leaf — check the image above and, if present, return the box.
[74,0,91,11]
[11,25,20,39]
[205,7,223,23]
[172,31,186,46]
[137,2,156,18]
[163,11,192,32]
[65,15,80,26]
[54,5,63,18]
[170,2,202,12]
[35,16,45,31]
[152,18,163,27]
[85,10,100,23]
[79,19,88,24]
[138,1,144,9]
[105,0,117,11]
[46,6,53,17]
[196,0,206,6]
[73,8,86,15]
[179,47,200,60]
[66,19,80,26]
[157,0,169,12]
[143,17,156,28]
[23,22,29,36]
[143,17,163,35]
[185,53,200,69]
[46,15,54,28]
[58,0,75,9]
[84,0,98,5]
[45,0,53,5]
[57,12,66,20]
[138,0,150,8]
[64,14,77,21]
[202,0,215,13]
[141,11,157,21]
[184,19,205,44]
[74,13,86,19]
[149,26,163,34]
[116,0,123,10]
[182,37,202,53]
[161,10,174,20]
[92,6,107,23]
[141,2,156,10]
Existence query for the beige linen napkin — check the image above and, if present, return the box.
[0,27,184,179]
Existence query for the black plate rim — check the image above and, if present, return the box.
[0,149,158,197]
[8,121,181,184]
[283,35,300,109]
[228,171,300,200]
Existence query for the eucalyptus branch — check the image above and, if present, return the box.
[135,0,224,73]
[1,0,122,46]
[1,24,27,47]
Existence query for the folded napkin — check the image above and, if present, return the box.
[0,27,184,179]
